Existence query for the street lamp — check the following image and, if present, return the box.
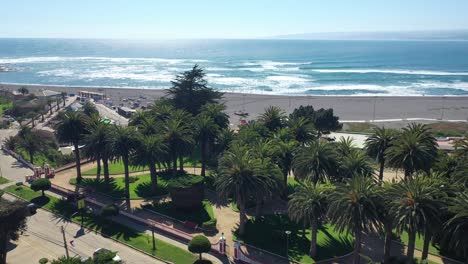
[285,230,291,258]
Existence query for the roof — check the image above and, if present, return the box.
[79,90,104,96]
[327,132,369,149]
[119,106,136,113]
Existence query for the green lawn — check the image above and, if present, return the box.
[0,177,9,184]
[83,159,202,175]
[70,173,169,199]
[397,232,439,256]
[143,200,215,226]
[0,99,13,115]
[4,185,197,263]
[233,214,353,263]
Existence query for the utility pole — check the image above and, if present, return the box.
[61,226,69,258]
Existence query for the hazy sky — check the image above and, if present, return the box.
[2,0,468,38]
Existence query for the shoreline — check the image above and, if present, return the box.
[1,82,467,126]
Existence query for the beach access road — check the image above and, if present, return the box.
[93,102,129,126]
[3,194,164,264]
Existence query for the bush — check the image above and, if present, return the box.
[101,204,119,218]
[201,219,217,231]
[30,178,51,196]
[38,257,48,264]
[128,176,139,183]
[188,235,211,260]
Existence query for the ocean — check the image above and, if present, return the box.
[1,38,468,96]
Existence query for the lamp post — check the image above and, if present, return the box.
[285,230,291,258]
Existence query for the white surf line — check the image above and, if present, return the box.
[341,118,467,123]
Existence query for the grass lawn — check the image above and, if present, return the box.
[0,99,13,115]
[0,177,9,184]
[83,159,202,175]
[4,185,197,263]
[70,173,169,199]
[144,200,215,225]
[233,214,353,263]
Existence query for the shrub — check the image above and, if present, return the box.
[101,204,119,218]
[188,235,211,260]
[128,176,139,183]
[0,190,3,198]
[30,178,51,196]
[201,219,217,231]
[38,257,48,264]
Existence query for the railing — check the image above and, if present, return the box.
[234,241,264,264]
[1,146,35,170]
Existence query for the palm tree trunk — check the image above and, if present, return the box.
[201,140,207,177]
[29,151,34,164]
[123,155,130,208]
[378,155,385,185]
[0,235,8,264]
[103,158,110,185]
[172,151,177,176]
[96,156,101,180]
[179,156,184,172]
[149,162,158,193]
[353,229,362,264]
[238,196,247,235]
[74,142,82,185]
[421,227,432,261]
[407,228,416,259]
[383,222,392,263]
[310,218,318,258]
[255,194,263,217]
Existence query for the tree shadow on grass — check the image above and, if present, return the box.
[78,178,125,199]
[31,196,50,207]
[143,201,211,225]
[234,214,353,263]
[134,182,168,199]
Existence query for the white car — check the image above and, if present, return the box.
[93,248,122,263]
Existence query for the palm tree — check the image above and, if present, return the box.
[288,116,316,145]
[365,127,396,185]
[328,175,381,264]
[111,126,138,207]
[335,136,356,157]
[376,182,397,263]
[293,140,336,183]
[388,174,443,260]
[386,123,437,180]
[288,181,332,258]
[163,112,194,175]
[215,144,279,235]
[55,112,88,185]
[83,121,111,181]
[271,129,298,186]
[19,130,41,163]
[259,106,286,132]
[132,135,168,192]
[194,114,219,177]
[443,191,468,262]
[17,86,29,95]
[200,103,229,129]
[338,149,374,180]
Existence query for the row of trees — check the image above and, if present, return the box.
[52,65,467,262]
[210,101,467,263]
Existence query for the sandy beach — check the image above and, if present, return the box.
[1,83,467,127]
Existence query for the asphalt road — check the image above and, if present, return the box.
[4,196,165,264]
